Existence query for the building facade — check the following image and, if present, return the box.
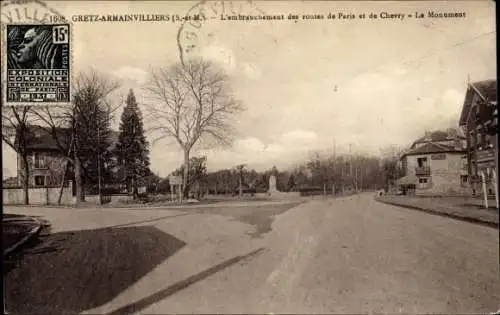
[14,126,119,189]
[15,126,73,188]
[458,79,498,207]
[399,129,468,196]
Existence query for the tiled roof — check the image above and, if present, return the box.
[16,125,119,151]
[459,79,497,126]
[402,142,465,158]
[471,80,497,102]
[411,129,465,148]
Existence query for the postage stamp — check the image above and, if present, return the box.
[2,23,71,106]
[1,0,72,107]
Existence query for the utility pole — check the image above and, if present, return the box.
[360,164,364,192]
[349,143,353,191]
[355,167,359,192]
[349,143,353,175]
[332,137,336,195]
[341,162,344,195]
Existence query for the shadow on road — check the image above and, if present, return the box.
[175,202,302,238]
[106,247,268,315]
[107,212,197,229]
[4,226,186,314]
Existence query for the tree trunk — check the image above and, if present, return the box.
[75,153,84,203]
[239,175,243,197]
[22,154,29,205]
[182,148,190,201]
[131,177,136,200]
[58,161,69,205]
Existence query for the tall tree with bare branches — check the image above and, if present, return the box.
[2,106,34,204]
[32,70,121,203]
[144,59,245,199]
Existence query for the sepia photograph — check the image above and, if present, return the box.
[1,0,498,314]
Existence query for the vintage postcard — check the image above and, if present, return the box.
[1,1,498,314]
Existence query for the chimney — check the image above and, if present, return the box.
[424,130,432,141]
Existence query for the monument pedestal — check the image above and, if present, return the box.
[266,175,298,199]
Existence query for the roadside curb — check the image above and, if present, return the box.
[375,198,499,229]
[3,200,304,211]
[3,217,43,257]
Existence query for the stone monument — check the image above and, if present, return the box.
[268,175,278,194]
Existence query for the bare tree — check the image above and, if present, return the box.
[2,106,34,204]
[379,145,404,192]
[145,59,245,200]
[32,70,121,203]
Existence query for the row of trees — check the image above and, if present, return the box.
[3,57,404,204]
[160,148,404,198]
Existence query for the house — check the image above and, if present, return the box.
[398,129,468,196]
[458,79,498,208]
[14,125,119,189]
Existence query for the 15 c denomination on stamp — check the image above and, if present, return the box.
[2,23,71,106]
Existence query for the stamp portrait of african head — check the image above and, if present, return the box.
[3,24,71,106]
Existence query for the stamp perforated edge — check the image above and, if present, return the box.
[1,22,73,107]
[1,1,74,107]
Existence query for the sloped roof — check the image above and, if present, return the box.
[402,142,465,158]
[411,129,465,149]
[15,125,119,151]
[471,79,497,101]
[459,79,497,126]
[21,126,72,150]
[412,130,465,146]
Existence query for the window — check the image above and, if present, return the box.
[417,177,431,189]
[33,152,46,169]
[34,175,46,187]
[460,175,468,187]
[417,157,428,167]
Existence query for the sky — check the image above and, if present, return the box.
[1,0,496,178]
